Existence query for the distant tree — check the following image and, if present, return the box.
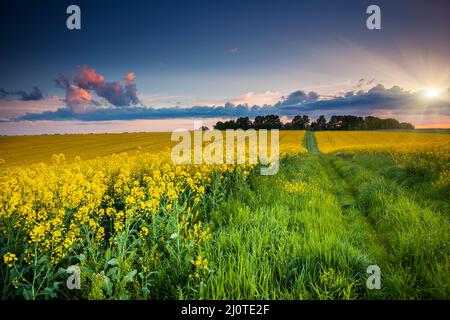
[236,117,252,129]
[214,114,413,131]
[200,126,209,131]
[363,116,380,130]
[327,115,341,130]
[291,115,310,130]
[316,115,327,130]
[382,118,400,129]
[253,116,265,129]
[302,115,310,129]
[265,115,282,129]
[215,120,237,130]
[214,121,224,130]
[252,115,281,129]
[400,122,414,129]
[282,122,293,130]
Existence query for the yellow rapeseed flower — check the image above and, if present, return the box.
[3,252,18,268]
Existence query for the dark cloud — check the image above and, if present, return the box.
[11,84,450,121]
[356,78,377,89]
[344,91,354,98]
[16,104,276,121]
[357,78,365,88]
[276,90,319,107]
[0,87,44,101]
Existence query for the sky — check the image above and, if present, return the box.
[0,0,449,135]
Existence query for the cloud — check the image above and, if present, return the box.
[10,84,450,123]
[276,90,319,107]
[227,48,238,54]
[230,91,282,106]
[0,96,62,120]
[56,66,141,112]
[357,78,365,88]
[355,78,376,89]
[0,87,44,101]
[66,85,94,114]
[139,91,282,108]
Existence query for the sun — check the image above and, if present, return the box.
[424,88,440,98]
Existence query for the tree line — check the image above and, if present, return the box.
[213,115,414,130]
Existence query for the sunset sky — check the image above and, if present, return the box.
[0,0,449,135]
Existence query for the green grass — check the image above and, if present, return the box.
[191,132,449,299]
[199,154,372,299]
[304,130,319,153]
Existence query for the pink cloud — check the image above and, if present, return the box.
[66,85,93,114]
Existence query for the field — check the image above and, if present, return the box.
[0,131,305,168]
[315,131,450,153]
[0,130,449,299]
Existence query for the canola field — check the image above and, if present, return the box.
[0,130,449,300]
[315,131,450,153]
[0,131,305,168]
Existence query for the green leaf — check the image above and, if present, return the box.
[105,247,111,261]
[107,258,119,266]
[119,291,130,300]
[22,288,34,300]
[123,269,137,283]
[141,286,150,298]
[101,276,113,297]
[106,267,118,281]
[43,287,57,299]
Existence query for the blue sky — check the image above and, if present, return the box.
[0,0,449,133]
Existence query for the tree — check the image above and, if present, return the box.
[214,121,223,130]
[236,117,252,130]
[316,115,327,130]
[214,115,413,131]
[400,122,414,129]
[302,115,310,129]
[253,116,265,129]
[291,115,309,129]
[252,115,281,129]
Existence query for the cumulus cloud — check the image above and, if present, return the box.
[56,66,141,112]
[276,90,320,108]
[0,87,44,101]
[65,85,94,114]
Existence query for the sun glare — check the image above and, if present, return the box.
[424,88,440,98]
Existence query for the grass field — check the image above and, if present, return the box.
[0,130,449,299]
